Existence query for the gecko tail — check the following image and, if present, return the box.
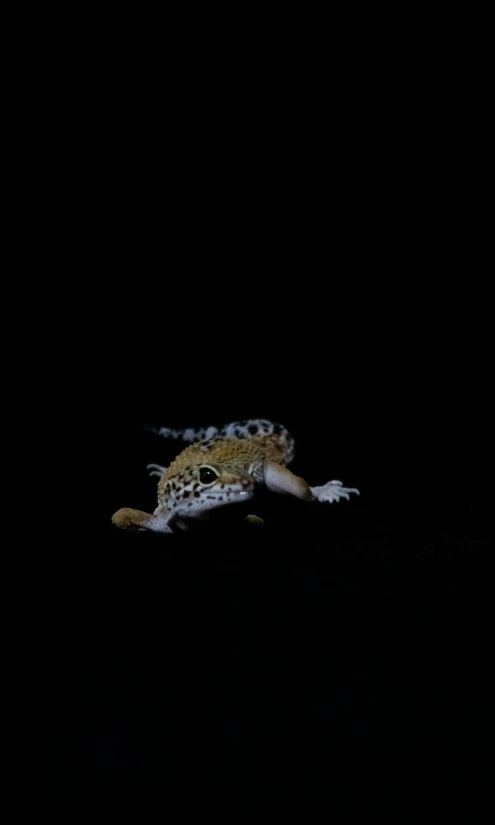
[144,424,223,442]
[145,419,295,462]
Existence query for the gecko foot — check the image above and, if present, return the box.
[311,481,360,503]
[147,463,166,478]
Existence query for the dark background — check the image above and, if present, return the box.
[16,350,493,812]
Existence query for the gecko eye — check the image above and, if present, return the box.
[199,466,218,485]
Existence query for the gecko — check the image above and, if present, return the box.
[111,419,359,533]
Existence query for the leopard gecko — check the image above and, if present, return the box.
[111,419,359,533]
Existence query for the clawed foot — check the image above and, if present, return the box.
[147,463,166,478]
[311,480,360,503]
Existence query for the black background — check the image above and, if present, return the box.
[16,350,493,813]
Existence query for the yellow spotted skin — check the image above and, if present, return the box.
[157,438,269,511]
[162,437,281,483]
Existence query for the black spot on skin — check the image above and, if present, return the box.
[194,491,201,497]
[249,425,258,435]
[193,483,199,489]
[183,490,190,499]
[218,497,223,502]
[188,502,193,507]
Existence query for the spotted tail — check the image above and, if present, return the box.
[145,419,295,463]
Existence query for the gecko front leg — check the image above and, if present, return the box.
[112,507,174,533]
[264,461,359,504]
[264,461,314,500]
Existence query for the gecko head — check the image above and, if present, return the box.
[163,462,256,520]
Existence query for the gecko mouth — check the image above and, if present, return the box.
[198,487,255,507]
[207,490,254,499]
[211,479,255,495]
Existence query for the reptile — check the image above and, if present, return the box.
[111,419,359,533]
